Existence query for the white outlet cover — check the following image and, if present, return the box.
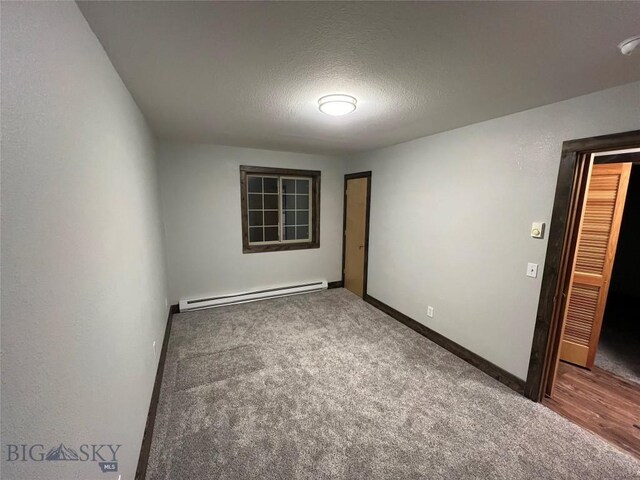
[427,306,434,318]
[526,262,538,278]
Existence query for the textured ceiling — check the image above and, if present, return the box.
[78,1,640,155]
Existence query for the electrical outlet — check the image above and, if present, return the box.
[527,262,538,278]
[153,341,157,359]
[427,306,434,318]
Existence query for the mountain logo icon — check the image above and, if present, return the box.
[45,443,80,461]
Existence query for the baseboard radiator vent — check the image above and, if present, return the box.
[179,280,328,312]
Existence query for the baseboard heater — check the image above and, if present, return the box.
[179,280,328,312]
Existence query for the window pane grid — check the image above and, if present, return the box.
[281,176,311,242]
[246,174,312,245]
[247,175,281,244]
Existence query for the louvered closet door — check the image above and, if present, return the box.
[559,162,631,368]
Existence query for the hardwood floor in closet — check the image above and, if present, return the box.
[543,361,640,460]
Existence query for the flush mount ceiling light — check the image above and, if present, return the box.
[618,35,640,56]
[318,94,357,116]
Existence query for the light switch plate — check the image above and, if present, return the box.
[531,222,545,239]
[527,262,538,278]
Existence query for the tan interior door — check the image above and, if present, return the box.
[559,162,631,368]
[344,177,368,297]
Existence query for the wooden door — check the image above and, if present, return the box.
[559,162,631,368]
[344,176,369,297]
[545,154,591,397]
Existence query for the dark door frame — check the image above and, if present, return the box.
[342,171,372,297]
[524,129,640,402]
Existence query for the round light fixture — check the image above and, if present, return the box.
[318,94,357,116]
[619,35,640,56]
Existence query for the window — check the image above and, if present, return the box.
[240,166,320,253]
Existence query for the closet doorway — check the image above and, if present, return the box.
[526,131,640,459]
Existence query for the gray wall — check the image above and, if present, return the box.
[1,3,168,479]
[157,143,344,304]
[346,82,640,380]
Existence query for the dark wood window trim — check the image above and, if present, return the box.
[524,129,640,402]
[240,165,321,253]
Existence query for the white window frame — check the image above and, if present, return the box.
[246,175,312,246]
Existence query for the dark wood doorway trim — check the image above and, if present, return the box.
[524,129,640,402]
[342,172,372,297]
[136,304,178,480]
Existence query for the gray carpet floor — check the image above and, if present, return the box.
[147,289,640,479]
